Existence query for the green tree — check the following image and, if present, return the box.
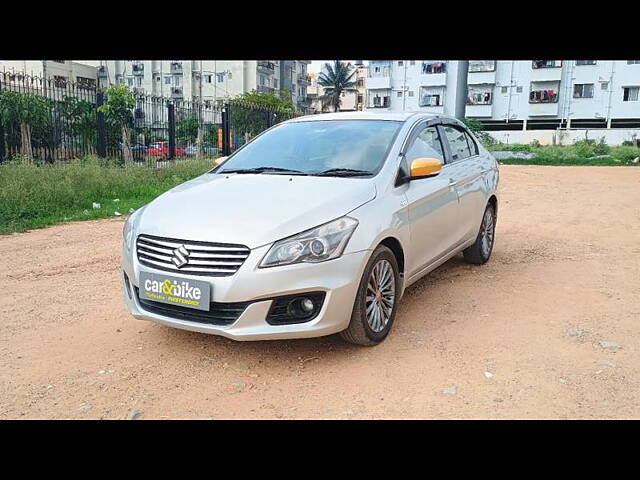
[97,83,135,164]
[317,60,357,112]
[229,90,297,144]
[462,118,496,147]
[55,96,97,155]
[0,90,50,162]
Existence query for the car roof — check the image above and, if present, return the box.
[288,111,460,125]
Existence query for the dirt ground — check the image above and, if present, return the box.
[1,165,639,419]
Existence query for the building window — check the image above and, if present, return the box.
[532,60,562,69]
[164,76,171,85]
[410,60,415,66]
[501,86,508,94]
[601,82,609,90]
[371,95,390,108]
[217,73,225,83]
[408,90,414,97]
[76,76,96,89]
[467,87,493,105]
[374,66,380,73]
[274,79,278,89]
[397,91,402,97]
[205,75,212,83]
[576,60,596,65]
[357,94,363,104]
[516,86,523,93]
[573,83,594,98]
[529,87,559,103]
[623,87,639,101]
[469,60,496,72]
[420,88,442,107]
[54,75,68,88]
[127,78,133,86]
[136,77,142,87]
[398,61,403,66]
[627,60,640,65]
[422,62,446,74]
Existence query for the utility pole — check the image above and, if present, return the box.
[454,60,469,120]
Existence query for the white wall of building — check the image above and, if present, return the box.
[365,60,640,124]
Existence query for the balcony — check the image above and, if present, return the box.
[420,62,447,87]
[298,74,311,85]
[257,61,276,75]
[257,85,274,94]
[465,104,493,118]
[97,66,108,78]
[170,63,183,75]
[531,61,562,81]
[171,87,183,99]
[132,63,144,76]
[528,102,559,116]
[367,76,391,90]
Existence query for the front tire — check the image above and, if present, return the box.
[463,203,496,265]
[340,245,400,346]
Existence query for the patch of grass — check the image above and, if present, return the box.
[0,156,215,234]
[489,143,640,166]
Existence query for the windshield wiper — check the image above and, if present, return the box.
[220,166,308,175]
[313,168,372,177]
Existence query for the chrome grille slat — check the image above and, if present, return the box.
[136,234,250,277]
[137,241,248,259]
[137,236,246,252]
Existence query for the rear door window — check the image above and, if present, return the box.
[442,125,472,162]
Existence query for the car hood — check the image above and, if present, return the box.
[136,173,376,249]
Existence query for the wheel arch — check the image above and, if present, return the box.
[378,236,405,280]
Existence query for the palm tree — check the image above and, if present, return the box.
[318,60,357,112]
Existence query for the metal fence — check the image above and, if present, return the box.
[0,72,302,163]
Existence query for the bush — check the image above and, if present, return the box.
[0,157,214,234]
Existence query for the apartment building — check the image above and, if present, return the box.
[307,61,367,113]
[98,60,312,107]
[279,60,312,112]
[0,60,98,89]
[366,60,640,130]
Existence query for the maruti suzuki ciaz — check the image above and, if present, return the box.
[122,112,499,346]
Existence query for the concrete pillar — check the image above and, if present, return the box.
[523,119,528,131]
[454,60,469,120]
[567,118,572,128]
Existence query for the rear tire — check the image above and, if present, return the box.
[340,245,400,346]
[463,203,496,265]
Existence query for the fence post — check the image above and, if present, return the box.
[0,122,5,163]
[266,108,272,128]
[222,103,231,156]
[96,92,107,158]
[168,102,176,159]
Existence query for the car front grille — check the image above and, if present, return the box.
[136,234,250,277]
[134,287,249,326]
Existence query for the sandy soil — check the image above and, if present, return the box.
[1,165,639,419]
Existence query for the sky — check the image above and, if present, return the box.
[309,60,362,74]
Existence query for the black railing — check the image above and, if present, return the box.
[0,71,303,163]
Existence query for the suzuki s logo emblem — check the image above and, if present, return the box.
[171,245,190,268]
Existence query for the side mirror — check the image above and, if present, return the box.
[410,157,442,179]
[213,155,228,166]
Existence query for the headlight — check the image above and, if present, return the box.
[123,208,141,251]
[260,216,358,268]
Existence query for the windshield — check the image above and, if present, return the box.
[216,120,403,177]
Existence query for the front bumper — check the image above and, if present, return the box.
[121,242,370,341]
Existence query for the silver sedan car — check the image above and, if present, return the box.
[122,112,499,346]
